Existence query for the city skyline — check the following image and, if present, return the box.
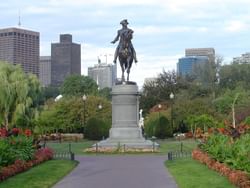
[1,0,250,87]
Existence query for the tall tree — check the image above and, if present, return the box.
[0,62,41,129]
[220,63,250,90]
[60,74,98,96]
[36,95,111,133]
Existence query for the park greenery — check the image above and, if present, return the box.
[200,133,250,173]
[0,62,42,130]
[142,60,250,138]
[0,160,78,188]
[1,59,250,139]
[165,158,235,188]
[35,95,111,134]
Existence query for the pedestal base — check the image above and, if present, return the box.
[97,138,158,149]
[95,83,159,149]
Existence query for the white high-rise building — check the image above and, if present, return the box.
[233,52,250,64]
[88,63,117,89]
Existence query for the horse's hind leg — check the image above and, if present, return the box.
[122,72,125,82]
[127,68,130,81]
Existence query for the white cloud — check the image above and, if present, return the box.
[47,0,155,7]
[224,20,248,33]
[4,0,250,85]
[24,6,56,14]
[135,26,191,35]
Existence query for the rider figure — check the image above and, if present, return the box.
[111,19,138,64]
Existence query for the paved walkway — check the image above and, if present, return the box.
[53,155,178,188]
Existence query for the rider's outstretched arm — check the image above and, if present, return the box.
[111,31,119,44]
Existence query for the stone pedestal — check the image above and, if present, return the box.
[97,83,158,149]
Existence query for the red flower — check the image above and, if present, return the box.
[0,128,7,137]
[12,128,20,136]
[24,129,32,137]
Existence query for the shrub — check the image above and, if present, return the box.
[85,117,110,140]
[0,135,35,167]
[200,133,250,173]
[0,148,53,182]
[7,135,34,161]
[154,116,172,138]
[0,141,16,167]
[144,118,157,138]
[229,134,250,172]
[193,149,250,188]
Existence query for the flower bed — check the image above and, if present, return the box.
[85,147,159,154]
[192,149,250,188]
[0,147,53,182]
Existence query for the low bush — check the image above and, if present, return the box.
[0,141,16,167]
[144,117,157,138]
[192,149,250,188]
[85,117,110,140]
[199,133,250,173]
[154,116,172,138]
[0,135,34,167]
[0,147,53,182]
[145,115,172,139]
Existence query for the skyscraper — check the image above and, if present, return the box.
[51,34,81,86]
[185,48,215,62]
[88,62,117,89]
[177,56,209,76]
[39,56,51,87]
[0,27,40,77]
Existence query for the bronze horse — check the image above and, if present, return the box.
[118,30,135,82]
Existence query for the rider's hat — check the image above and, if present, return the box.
[120,19,129,25]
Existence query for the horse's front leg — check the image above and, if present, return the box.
[120,62,125,82]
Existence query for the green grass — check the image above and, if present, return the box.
[165,158,235,188]
[157,138,198,153]
[0,160,78,188]
[46,139,96,155]
[45,138,198,155]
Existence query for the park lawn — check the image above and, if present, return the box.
[157,139,198,153]
[46,139,198,155]
[46,139,96,155]
[165,158,235,188]
[0,160,78,188]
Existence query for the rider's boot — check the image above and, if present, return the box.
[134,55,138,63]
[113,52,118,64]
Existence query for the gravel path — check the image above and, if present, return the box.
[53,155,178,188]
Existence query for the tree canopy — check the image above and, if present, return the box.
[0,62,42,129]
[60,74,98,96]
[140,60,250,133]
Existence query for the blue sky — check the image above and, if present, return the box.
[1,0,250,87]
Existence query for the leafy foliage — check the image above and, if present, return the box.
[0,148,53,182]
[200,133,250,173]
[98,87,112,101]
[0,62,41,130]
[60,74,98,96]
[154,116,172,138]
[85,117,110,140]
[0,135,34,167]
[192,149,250,188]
[144,113,172,139]
[36,96,111,134]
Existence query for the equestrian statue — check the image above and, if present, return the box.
[111,19,138,82]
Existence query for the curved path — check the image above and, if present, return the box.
[53,155,178,188]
